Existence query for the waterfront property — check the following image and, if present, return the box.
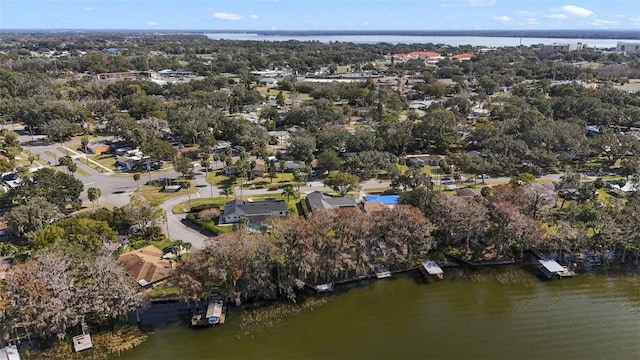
[118,245,175,287]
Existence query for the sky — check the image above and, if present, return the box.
[1,0,638,31]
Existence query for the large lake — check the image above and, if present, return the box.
[205,33,637,48]
[121,267,640,359]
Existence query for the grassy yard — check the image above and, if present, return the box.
[89,153,117,169]
[173,196,228,214]
[136,183,199,204]
[255,86,312,101]
[207,171,296,189]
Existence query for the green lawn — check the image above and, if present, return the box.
[207,171,296,189]
[136,183,199,204]
[255,86,312,101]
[89,153,117,169]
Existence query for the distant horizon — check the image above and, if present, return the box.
[2,0,638,31]
[2,29,639,40]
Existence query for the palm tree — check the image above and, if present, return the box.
[67,162,78,175]
[173,239,185,258]
[281,184,297,202]
[87,187,101,211]
[81,135,89,164]
[220,186,234,202]
[201,154,213,198]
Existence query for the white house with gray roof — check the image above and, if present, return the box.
[221,199,288,225]
[305,191,358,213]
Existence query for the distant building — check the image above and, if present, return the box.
[450,53,475,61]
[539,43,587,52]
[617,42,640,54]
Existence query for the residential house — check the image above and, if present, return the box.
[609,181,638,197]
[450,53,475,61]
[305,191,358,212]
[274,160,307,172]
[86,142,111,155]
[268,131,290,142]
[362,200,390,216]
[118,245,175,287]
[177,145,201,159]
[406,154,445,167]
[221,199,288,226]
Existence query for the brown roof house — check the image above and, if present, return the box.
[86,142,111,155]
[118,245,175,287]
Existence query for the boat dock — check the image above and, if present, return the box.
[420,261,444,280]
[538,259,576,279]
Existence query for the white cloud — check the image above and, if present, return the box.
[559,5,593,17]
[361,21,369,26]
[588,19,619,27]
[493,15,514,23]
[517,11,537,16]
[468,0,496,6]
[146,21,158,26]
[83,7,94,12]
[249,14,259,20]
[213,12,243,21]
[388,14,397,18]
[631,17,640,23]
[544,13,568,19]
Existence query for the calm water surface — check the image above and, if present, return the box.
[121,268,640,360]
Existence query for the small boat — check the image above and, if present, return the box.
[191,299,225,327]
[375,266,392,279]
[419,261,444,280]
[314,282,334,292]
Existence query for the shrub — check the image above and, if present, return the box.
[197,207,221,221]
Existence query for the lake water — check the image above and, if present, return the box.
[205,33,637,49]
[121,267,640,359]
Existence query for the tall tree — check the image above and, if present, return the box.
[87,187,102,211]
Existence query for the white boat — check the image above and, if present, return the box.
[420,261,444,280]
[375,266,391,279]
[314,283,334,292]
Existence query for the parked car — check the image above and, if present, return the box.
[268,186,279,191]
[478,174,490,179]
